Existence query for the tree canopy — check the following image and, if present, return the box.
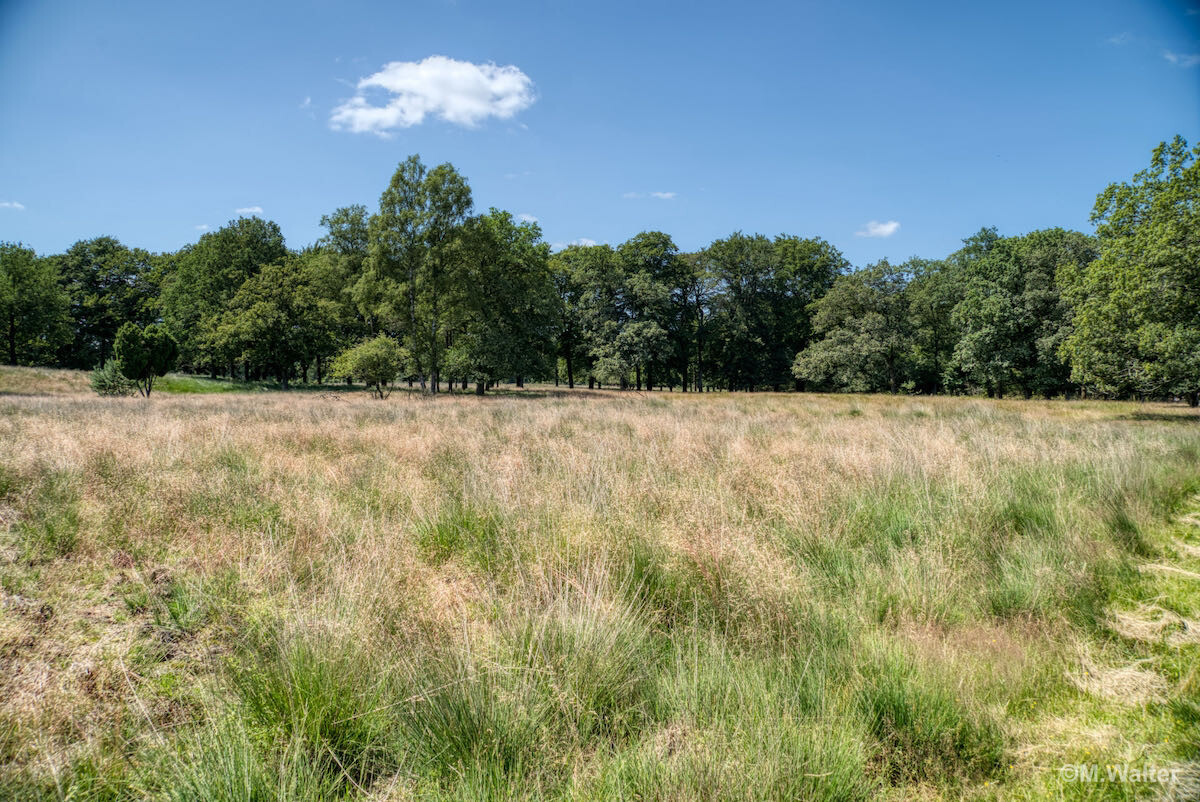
[5,137,1194,403]
[1060,135,1200,404]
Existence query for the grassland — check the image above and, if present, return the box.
[1,366,1198,800]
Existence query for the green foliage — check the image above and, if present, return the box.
[445,208,556,390]
[793,259,912,392]
[89,359,136,396]
[114,321,178,396]
[1061,135,1200,402]
[329,334,407,398]
[213,258,338,388]
[57,236,159,368]
[708,232,846,391]
[5,137,1197,401]
[0,242,71,366]
[950,227,1096,398]
[160,217,288,371]
[359,155,473,392]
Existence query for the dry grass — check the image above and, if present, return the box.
[1,369,1199,799]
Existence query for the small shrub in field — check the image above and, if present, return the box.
[89,360,136,396]
[113,322,178,397]
[329,335,408,398]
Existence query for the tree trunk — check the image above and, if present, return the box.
[475,381,485,396]
[567,354,574,389]
[516,376,524,388]
[635,366,641,391]
[1188,391,1199,408]
[588,375,594,390]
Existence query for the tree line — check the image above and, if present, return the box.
[1,136,1197,402]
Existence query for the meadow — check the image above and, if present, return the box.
[1,367,1198,800]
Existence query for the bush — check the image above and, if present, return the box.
[329,335,408,399]
[113,322,178,397]
[90,360,136,396]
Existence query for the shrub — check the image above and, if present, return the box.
[329,335,408,399]
[90,359,136,396]
[113,322,178,397]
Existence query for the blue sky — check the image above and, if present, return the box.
[1,0,1197,266]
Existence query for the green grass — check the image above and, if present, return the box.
[3,373,1200,799]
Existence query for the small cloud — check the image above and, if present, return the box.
[1106,32,1133,46]
[194,224,210,231]
[551,237,599,251]
[856,220,901,238]
[1164,50,1200,67]
[624,191,678,200]
[300,96,312,109]
[517,213,539,224]
[330,55,535,136]
[504,170,532,180]
[0,200,25,211]
[235,206,264,215]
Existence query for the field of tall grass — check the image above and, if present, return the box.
[1,366,1198,800]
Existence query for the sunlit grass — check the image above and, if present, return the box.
[1,366,1198,799]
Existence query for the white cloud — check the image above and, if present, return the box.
[300,96,312,109]
[624,191,677,200]
[518,213,539,224]
[1164,51,1200,67]
[0,200,25,211]
[330,55,535,135]
[856,220,901,238]
[551,237,598,251]
[1106,32,1132,46]
[236,206,263,215]
[195,224,210,231]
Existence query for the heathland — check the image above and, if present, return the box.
[1,367,1199,800]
